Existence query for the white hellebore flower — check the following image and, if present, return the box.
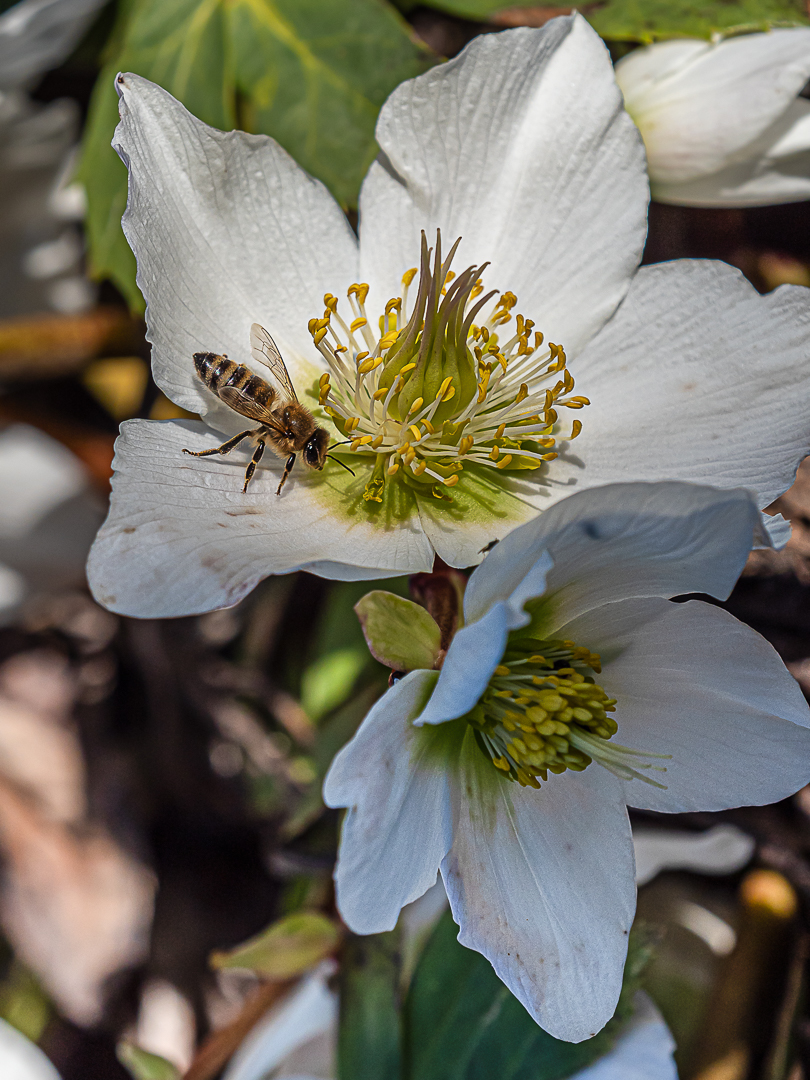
[324,481,810,1042]
[615,28,810,206]
[87,15,810,618]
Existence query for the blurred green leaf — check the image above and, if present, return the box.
[301,647,368,722]
[355,590,442,672]
[117,1042,180,1080]
[412,0,809,39]
[211,910,341,977]
[78,0,434,310]
[339,930,402,1080]
[586,0,810,41]
[404,910,652,1080]
[0,962,50,1045]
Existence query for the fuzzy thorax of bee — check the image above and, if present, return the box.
[465,638,669,790]
[309,232,589,504]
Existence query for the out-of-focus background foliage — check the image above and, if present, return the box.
[4,1,810,1078]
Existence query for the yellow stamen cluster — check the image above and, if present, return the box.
[467,638,669,789]
[307,232,588,504]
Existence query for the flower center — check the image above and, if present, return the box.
[308,231,588,505]
[465,638,669,789]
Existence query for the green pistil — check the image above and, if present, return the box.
[466,638,669,789]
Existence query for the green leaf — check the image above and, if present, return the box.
[355,590,442,672]
[339,930,402,1080]
[585,0,810,42]
[78,0,434,310]
[301,647,369,722]
[117,1043,180,1080]
[404,910,653,1080]
[210,911,341,978]
[412,0,809,40]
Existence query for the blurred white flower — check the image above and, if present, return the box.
[325,481,810,1041]
[616,29,810,206]
[0,1018,60,1080]
[87,16,810,618]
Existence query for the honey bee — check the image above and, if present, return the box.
[183,323,340,495]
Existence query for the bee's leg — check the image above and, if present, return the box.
[276,454,296,496]
[182,428,257,458]
[242,439,266,493]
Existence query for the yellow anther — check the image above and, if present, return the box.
[459,436,474,455]
[350,317,368,333]
[408,397,424,415]
[345,417,360,432]
[493,756,511,773]
[379,331,399,350]
[355,350,369,362]
[358,358,376,375]
[413,460,427,476]
[569,419,582,440]
[334,344,348,354]
[421,419,435,434]
[313,327,328,346]
[441,384,455,403]
[308,318,319,334]
[324,294,338,313]
[562,396,590,409]
[408,425,422,442]
[400,362,416,376]
[372,387,389,401]
[404,447,416,465]
[436,376,454,402]
[401,268,418,287]
[495,423,506,439]
[444,474,459,487]
[489,446,500,461]
[470,283,483,299]
[534,331,544,349]
[348,283,370,305]
[387,461,400,476]
[371,435,384,449]
[319,373,330,387]
[385,297,402,314]
[494,665,511,676]
[496,454,513,469]
[515,383,529,404]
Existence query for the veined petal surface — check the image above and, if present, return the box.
[464,482,758,629]
[616,29,810,184]
[442,733,635,1042]
[114,73,358,428]
[86,420,432,617]
[359,14,648,357]
[567,261,810,510]
[560,598,810,814]
[324,670,452,934]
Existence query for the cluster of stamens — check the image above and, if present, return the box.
[466,639,669,789]
[308,232,588,503]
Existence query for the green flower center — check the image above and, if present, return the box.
[465,638,669,789]
[309,231,588,505]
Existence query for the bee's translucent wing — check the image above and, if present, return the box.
[250,323,298,403]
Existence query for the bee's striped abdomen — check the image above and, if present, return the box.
[192,352,276,410]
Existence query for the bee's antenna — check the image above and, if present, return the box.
[327,439,353,450]
[327,454,356,477]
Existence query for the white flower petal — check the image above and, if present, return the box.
[416,602,509,726]
[114,74,358,427]
[633,824,754,887]
[0,0,106,91]
[464,481,758,630]
[324,670,452,934]
[0,1017,60,1080]
[568,260,810,509]
[359,14,647,357]
[561,597,810,813]
[87,420,432,617]
[574,993,676,1080]
[442,735,635,1042]
[616,29,810,184]
[652,149,810,207]
[224,966,336,1080]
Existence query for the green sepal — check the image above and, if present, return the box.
[117,1043,180,1080]
[355,591,443,672]
[210,911,341,979]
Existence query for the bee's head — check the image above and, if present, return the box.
[303,427,329,469]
